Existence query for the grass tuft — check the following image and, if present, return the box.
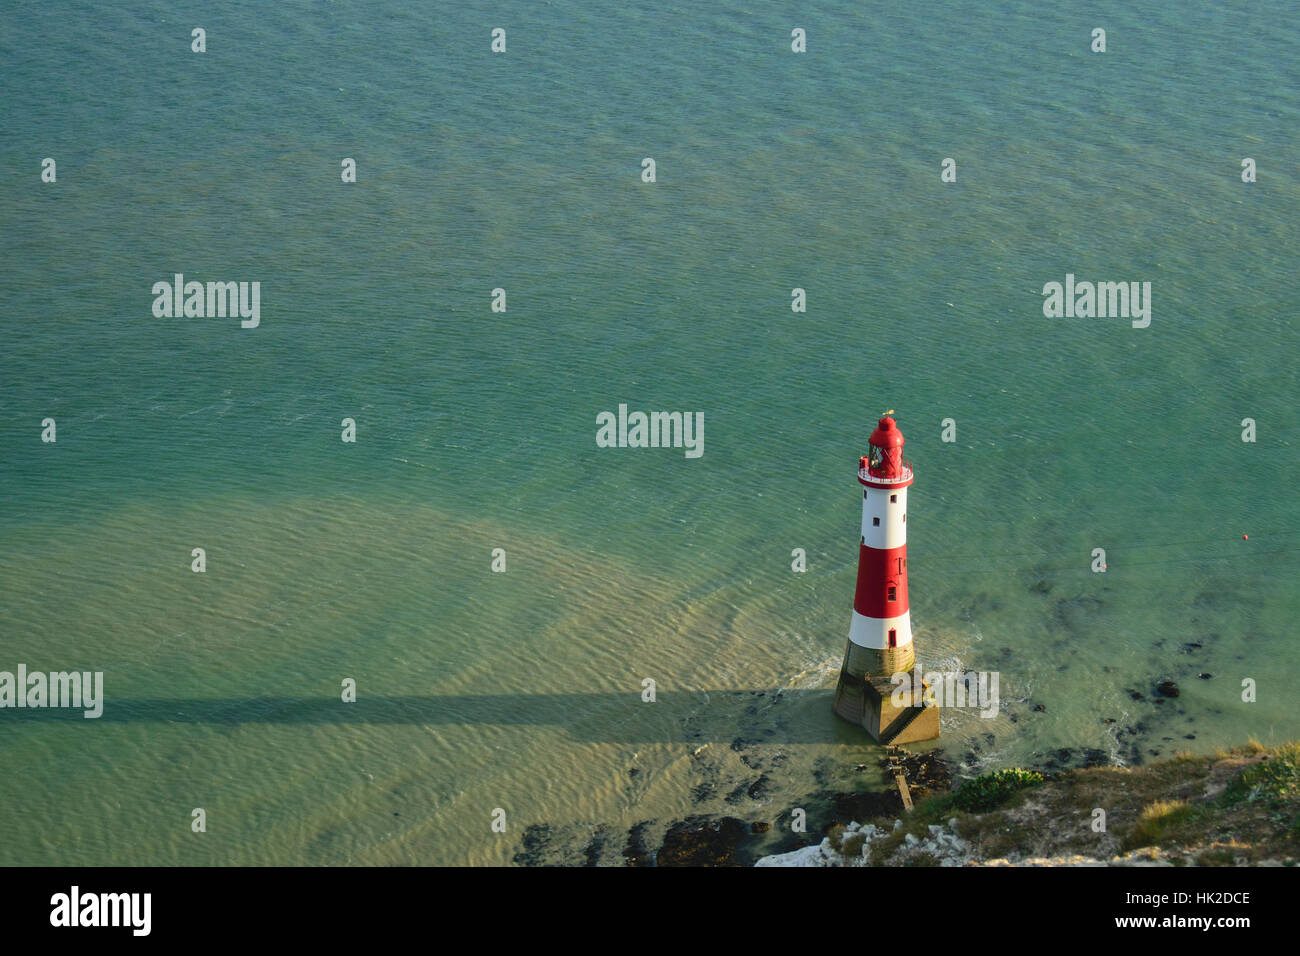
[1122,799,1198,851]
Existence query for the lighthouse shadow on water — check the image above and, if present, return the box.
[0,689,871,745]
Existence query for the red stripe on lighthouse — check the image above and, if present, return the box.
[853,543,909,619]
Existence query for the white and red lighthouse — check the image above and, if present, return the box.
[832,415,940,743]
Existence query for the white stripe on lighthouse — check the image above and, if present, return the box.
[848,609,913,650]
[859,486,908,550]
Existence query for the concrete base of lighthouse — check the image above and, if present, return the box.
[832,639,941,745]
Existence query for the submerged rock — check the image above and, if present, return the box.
[724,781,750,805]
[1081,749,1108,768]
[583,826,610,867]
[658,816,750,867]
[622,821,654,867]
[513,824,553,866]
[691,781,715,803]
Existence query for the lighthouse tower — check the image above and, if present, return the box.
[832,415,940,744]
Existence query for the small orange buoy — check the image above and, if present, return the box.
[1243,534,1249,540]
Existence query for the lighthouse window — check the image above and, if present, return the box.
[890,494,898,503]
[903,513,907,522]
[872,517,880,526]
[887,586,897,601]
[888,628,897,648]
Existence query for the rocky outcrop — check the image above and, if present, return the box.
[756,818,972,867]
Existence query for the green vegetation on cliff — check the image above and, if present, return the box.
[859,741,1299,865]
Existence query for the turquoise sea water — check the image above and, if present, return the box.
[1,0,1297,865]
